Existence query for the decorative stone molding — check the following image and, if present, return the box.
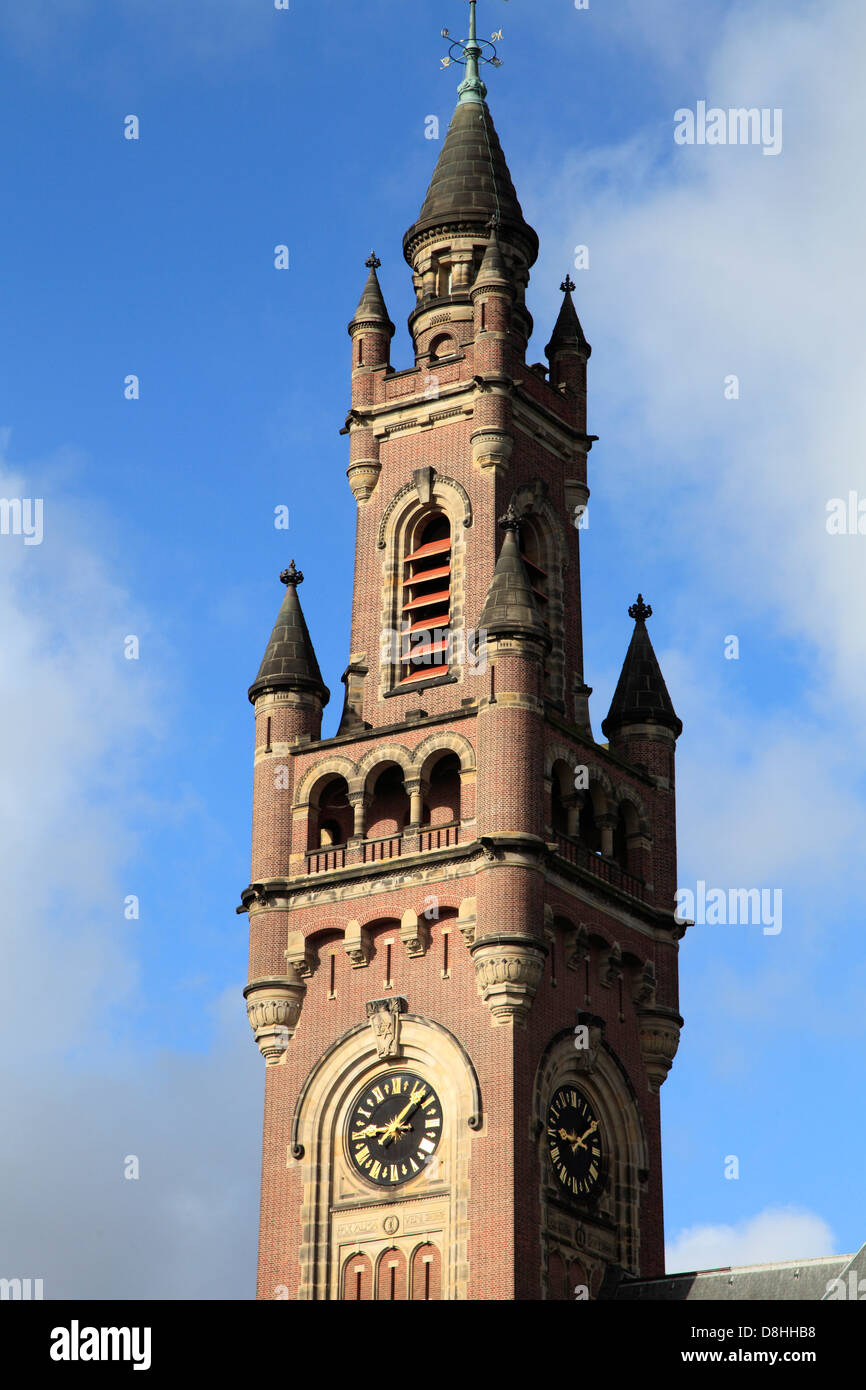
[345,919,373,969]
[399,908,430,959]
[347,461,381,503]
[366,996,408,1058]
[244,976,306,1064]
[471,934,547,1025]
[470,426,513,475]
[285,930,317,979]
[572,1011,605,1073]
[456,896,477,947]
[637,1006,683,1093]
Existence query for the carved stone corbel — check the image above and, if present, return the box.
[345,919,373,968]
[632,960,657,1008]
[637,1006,683,1093]
[471,934,546,1025]
[600,942,622,989]
[399,908,430,959]
[565,923,590,972]
[244,975,306,1065]
[285,930,317,979]
[456,896,477,947]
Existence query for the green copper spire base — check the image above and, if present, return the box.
[458,1,487,104]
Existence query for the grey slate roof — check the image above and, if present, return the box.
[403,100,539,266]
[478,523,550,647]
[601,600,682,739]
[248,567,330,705]
[349,261,395,337]
[545,282,591,360]
[612,1252,860,1301]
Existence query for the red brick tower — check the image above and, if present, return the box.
[241,7,684,1302]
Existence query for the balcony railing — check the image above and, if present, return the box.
[363,835,403,864]
[305,845,346,874]
[304,824,462,874]
[553,832,648,902]
[418,823,460,851]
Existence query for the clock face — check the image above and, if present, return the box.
[346,1071,443,1189]
[546,1086,603,1200]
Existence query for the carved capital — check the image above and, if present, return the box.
[637,1006,683,1093]
[345,919,373,968]
[471,934,546,1025]
[244,977,306,1065]
[565,923,590,972]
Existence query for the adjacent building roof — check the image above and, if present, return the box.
[611,1248,864,1301]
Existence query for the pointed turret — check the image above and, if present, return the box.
[348,252,395,340]
[545,275,591,361]
[248,562,330,706]
[472,227,511,294]
[601,596,681,740]
[479,507,550,648]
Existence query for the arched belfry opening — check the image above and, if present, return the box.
[400,512,452,684]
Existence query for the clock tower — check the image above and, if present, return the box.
[240,2,684,1301]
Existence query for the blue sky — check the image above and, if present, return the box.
[1,0,865,1296]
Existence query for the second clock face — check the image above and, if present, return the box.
[546,1086,603,1200]
[347,1071,443,1189]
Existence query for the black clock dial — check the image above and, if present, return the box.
[347,1072,443,1188]
[546,1086,603,1199]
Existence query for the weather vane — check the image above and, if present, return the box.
[440,0,506,103]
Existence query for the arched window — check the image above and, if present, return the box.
[429,333,456,361]
[309,776,352,850]
[400,512,452,685]
[579,794,602,855]
[423,752,461,826]
[342,1253,373,1301]
[520,519,552,694]
[410,1244,441,1301]
[366,765,410,838]
[376,1249,408,1301]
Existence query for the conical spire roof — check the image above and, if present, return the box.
[349,253,395,336]
[403,101,539,267]
[248,562,330,705]
[472,229,511,291]
[545,275,590,360]
[601,596,681,739]
[478,508,550,646]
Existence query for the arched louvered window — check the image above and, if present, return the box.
[520,521,552,693]
[399,512,452,685]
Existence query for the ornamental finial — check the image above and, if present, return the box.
[498,503,520,532]
[629,594,652,622]
[281,560,304,587]
[441,2,504,106]
[365,251,381,271]
[561,274,576,294]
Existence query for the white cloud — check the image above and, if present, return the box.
[0,436,258,1296]
[667,1206,837,1272]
